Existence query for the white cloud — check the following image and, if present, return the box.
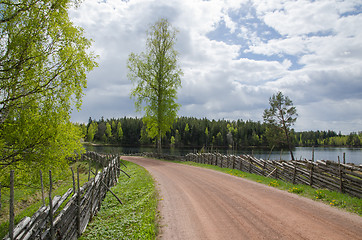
[70,0,362,134]
[247,36,309,56]
[262,0,339,36]
[297,98,362,134]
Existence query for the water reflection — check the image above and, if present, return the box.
[83,145,362,165]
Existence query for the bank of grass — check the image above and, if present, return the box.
[179,161,362,216]
[79,160,158,240]
[0,161,97,238]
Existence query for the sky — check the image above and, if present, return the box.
[69,0,362,134]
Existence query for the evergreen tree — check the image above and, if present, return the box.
[263,92,298,160]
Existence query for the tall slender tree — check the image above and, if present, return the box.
[263,91,298,160]
[128,18,182,153]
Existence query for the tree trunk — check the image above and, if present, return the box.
[158,129,162,154]
[280,109,295,161]
[285,130,295,161]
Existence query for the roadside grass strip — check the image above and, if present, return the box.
[79,160,158,240]
[179,161,362,216]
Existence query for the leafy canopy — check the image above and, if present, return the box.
[0,0,98,184]
[128,18,182,151]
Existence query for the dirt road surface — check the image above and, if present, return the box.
[121,156,362,240]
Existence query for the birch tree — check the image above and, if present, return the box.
[128,18,182,153]
[0,0,97,182]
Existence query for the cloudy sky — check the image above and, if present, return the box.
[70,0,362,134]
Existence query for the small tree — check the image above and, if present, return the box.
[263,91,298,160]
[87,122,98,142]
[116,122,124,142]
[128,18,182,153]
[105,122,112,142]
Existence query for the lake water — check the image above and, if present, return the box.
[84,145,362,165]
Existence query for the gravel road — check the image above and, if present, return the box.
[121,156,362,240]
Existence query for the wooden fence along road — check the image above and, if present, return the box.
[4,152,124,240]
[4,151,361,239]
[185,153,362,198]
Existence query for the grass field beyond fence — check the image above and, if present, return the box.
[0,161,92,238]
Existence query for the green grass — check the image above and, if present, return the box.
[178,161,362,216]
[0,161,97,238]
[79,160,158,240]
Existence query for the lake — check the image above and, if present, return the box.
[83,145,362,165]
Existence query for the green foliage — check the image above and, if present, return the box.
[170,136,175,147]
[0,0,97,182]
[263,92,297,129]
[288,186,304,194]
[263,92,298,160]
[265,124,285,148]
[80,161,158,240]
[346,132,361,146]
[82,117,361,149]
[87,121,98,142]
[268,180,280,187]
[116,122,124,141]
[128,18,182,152]
[314,190,325,200]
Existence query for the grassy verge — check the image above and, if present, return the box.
[79,160,158,240]
[178,161,362,216]
[0,161,97,238]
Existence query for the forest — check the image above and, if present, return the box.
[78,117,362,149]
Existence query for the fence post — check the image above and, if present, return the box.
[274,162,278,179]
[49,170,55,240]
[71,167,76,195]
[117,155,121,179]
[9,170,14,240]
[338,157,344,193]
[292,163,297,184]
[40,170,45,206]
[90,175,96,221]
[88,159,91,181]
[309,165,314,186]
[77,167,81,237]
[98,170,103,211]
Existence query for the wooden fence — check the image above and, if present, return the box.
[4,152,124,240]
[185,153,362,198]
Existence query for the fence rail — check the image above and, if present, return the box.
[4,151,123,240]
[185,153,362,198]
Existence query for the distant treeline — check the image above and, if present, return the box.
[78,117,362,148]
